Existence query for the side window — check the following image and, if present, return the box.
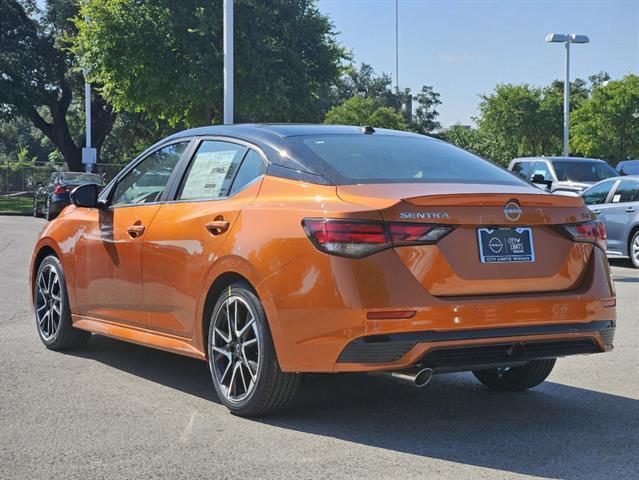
[111,142,188,206]
[229,150,267,195]
[531,161,552,181]
[611,180,639,203]
[511,161,531,179]
[583,181,614,205]
[177,141,247,200]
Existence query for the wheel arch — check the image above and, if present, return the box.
[30,243,60,299]
[627,223,639,258]
[197,258,285,363]
[201,272,254,352]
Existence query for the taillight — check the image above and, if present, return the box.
[302,218,454,258]
[53,185,66,194]
[559,221,607,250]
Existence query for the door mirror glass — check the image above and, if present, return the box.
[70,183,100,208]
[531,174,552,189]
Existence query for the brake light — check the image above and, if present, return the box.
[302,219,454,258]
[560,221,607,250]
[53,185,66,194]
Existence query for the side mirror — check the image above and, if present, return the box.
[531,174,552,189]
[70,183,100,208]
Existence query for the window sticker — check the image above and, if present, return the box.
[181,150,237,199]
[613,194,621,203]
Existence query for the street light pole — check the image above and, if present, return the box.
[84,76,92,172]
[395,0,399,93]
[546,33,589,157]
[223,0,234,125]
[82,14,96,173]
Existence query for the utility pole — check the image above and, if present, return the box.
[563,41,570,157]
[546,33,590,157]
[395,0,399,93]
[82,15,96,172]
[223,0,234,124]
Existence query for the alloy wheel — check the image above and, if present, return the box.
[632,234,639,266]
[35,264,62,340]
[210,296,260,403]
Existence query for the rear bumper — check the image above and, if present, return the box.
[261,244,616,373]
[336,320,614,372]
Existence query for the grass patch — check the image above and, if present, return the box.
[0,196,32,214]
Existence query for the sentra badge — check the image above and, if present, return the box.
[399,212,450,220]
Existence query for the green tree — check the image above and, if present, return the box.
[571,74,639,162]
[0,0,115,171]
[323,96,407,130]
[409,85,442,135]
[330,63,441,134]
[475,80,589,164]
[476,84,545,163]
[334,63,393,104]
[441,125,503,163]
[71,0,347,127]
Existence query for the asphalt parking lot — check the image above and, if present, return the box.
[1,215,638,479]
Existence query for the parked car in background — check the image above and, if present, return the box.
[582,175,639,268]
[616,160,639,176]
[34,172,104,220]
[508,156,617,196]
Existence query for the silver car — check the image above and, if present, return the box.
[582,175,639,267]
[509,156,617,196]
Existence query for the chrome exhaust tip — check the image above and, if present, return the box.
[372,366,433,388]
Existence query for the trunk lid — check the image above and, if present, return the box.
[337,183,595,296]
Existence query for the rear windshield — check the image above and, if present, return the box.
[551,161,616,182]
[290,135,525,186]
[619,163,639,175]
[60,172,103,184]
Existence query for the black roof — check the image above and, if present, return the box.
[161,124,429,177]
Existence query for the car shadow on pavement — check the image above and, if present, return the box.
[70,334,639,479]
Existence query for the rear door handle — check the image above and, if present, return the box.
[626,207,636,213]
[205,220,230,235]
[591,209,601,215]
[126,224,146,238]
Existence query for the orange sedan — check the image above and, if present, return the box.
[30,125,616,416]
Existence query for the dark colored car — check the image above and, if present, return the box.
[33,172,104,220]
[616,160,639,176]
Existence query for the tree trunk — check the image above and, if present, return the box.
[27,88,115,172]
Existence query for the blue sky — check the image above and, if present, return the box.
[317,0,639,127]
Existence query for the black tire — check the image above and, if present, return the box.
[207,282,300,416]
[34,255,91,350]
[473,359,556,391]
[629,230,639,269]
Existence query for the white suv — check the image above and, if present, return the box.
[508,156,617,196]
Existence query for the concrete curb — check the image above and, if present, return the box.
[0,212,33,217]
